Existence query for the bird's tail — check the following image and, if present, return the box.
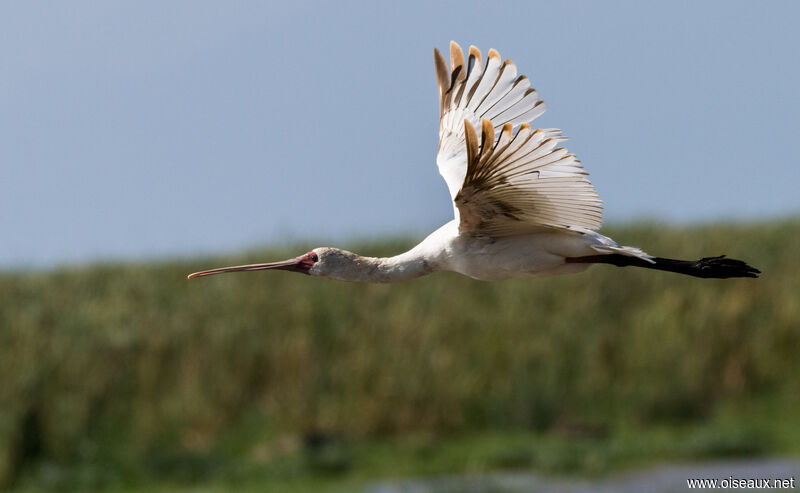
[569,226,656,264]
[590,244,655,264]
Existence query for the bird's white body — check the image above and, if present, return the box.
[187,42,759,283]
[442,225,600,280]
[310,221,634,282]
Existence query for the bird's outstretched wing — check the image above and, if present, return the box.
[435,42,603,235]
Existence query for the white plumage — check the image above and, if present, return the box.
[188,42,759,282]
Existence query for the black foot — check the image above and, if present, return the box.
[693,255,760,279]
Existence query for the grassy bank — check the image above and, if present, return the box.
[1,220,798,490]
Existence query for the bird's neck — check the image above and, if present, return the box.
[325,248,437,283]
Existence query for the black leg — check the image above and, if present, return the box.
[565,254,760,279]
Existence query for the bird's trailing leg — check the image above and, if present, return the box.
[565,254,760,279]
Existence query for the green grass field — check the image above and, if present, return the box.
[1,220,798,491]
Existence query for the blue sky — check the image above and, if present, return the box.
[2,1,798,267]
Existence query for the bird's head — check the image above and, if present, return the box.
[187,247,356,280]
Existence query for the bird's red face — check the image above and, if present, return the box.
[187,251,319,279]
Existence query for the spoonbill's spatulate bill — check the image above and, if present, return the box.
[189,42,759,282]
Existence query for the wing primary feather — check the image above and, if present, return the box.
[462,46,484,103]
[468,45,482,74]
[449,41,465,81]
[484,123,519,170]
[490,89,541,123]
[449,66,463,94]
[509,99,548,125]
[434,48,450,117]
[496,122,514,149]
[466,49,502,114]
[483,76,531,121]
[447,42,466,108]
[480,119,495,161]
[464,119,480,170]
[475,59,517,116]
[448,41,465,109]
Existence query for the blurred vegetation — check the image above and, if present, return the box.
[1,220,798,491]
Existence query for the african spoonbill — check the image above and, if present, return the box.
[188,42,759,282]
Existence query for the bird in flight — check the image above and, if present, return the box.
[189,42,759,282]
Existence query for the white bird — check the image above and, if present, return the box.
[188,42,759,282]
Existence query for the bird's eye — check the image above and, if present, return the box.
[309,252,319,262]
